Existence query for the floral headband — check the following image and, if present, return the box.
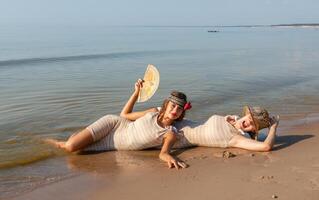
[168,95,192,110]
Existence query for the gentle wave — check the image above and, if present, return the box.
[193,75,316,108]
[0,51,146,67]
[0,50,188,67]
[0,151,56,169]
[0,134,70,169]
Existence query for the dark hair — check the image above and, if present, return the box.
[158,91,187,121]
[247,131,257,140]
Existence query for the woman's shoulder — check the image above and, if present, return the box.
[148,109,159,116]
[206,115,226,121]
[135,110,159,122]
[208,115,239,122]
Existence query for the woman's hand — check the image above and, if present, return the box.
[120,78,156,121]
[159,131,187,169]
[269,115,280,129]
[159,152,187,169]
[134,78,144,95]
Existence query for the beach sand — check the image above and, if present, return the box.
[11,116,319,200]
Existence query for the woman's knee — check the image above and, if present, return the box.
[101,114,118,122]
[64,129,94,152]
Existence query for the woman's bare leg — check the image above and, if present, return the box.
[45,128,94,152]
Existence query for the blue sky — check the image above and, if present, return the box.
[1,0,319,26]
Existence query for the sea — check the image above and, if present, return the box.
[1,25,319,198]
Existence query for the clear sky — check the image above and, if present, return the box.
[1,0,319,26]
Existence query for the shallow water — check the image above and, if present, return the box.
[1,25,319,198]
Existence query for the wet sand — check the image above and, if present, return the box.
[11,117,319,200]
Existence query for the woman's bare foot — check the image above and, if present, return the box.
[43,138,66,149]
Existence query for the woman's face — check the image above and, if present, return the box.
[236,114,256,132]
[163,101,184,121]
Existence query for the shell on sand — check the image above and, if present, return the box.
[137,64,160,102]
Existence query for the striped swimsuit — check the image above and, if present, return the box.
[173,115,241,149]
[83,112,176,151]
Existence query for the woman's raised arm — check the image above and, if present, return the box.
[229,116,279,152]
[120,79,157,121]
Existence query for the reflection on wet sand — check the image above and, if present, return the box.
[66,145,279,175]
[66,150,160,174]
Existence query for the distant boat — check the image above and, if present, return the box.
[207,30,219,33]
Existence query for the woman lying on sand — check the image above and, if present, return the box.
[46,79,191,169]
[47,79,279,169]
[173,106,279,152]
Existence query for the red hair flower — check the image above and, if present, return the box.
[184,102,192,110]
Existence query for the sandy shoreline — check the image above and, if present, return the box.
[8,115,319,200]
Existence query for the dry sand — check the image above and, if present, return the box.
[11,117,319,200]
